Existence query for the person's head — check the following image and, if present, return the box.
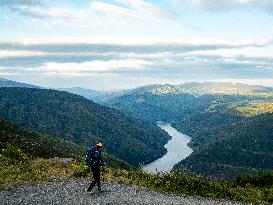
[96,143,103,150]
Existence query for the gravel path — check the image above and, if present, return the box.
[1,180,245,205]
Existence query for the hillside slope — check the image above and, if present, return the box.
[0,119,85,160]
[0,119,131,169]
[0,88,170,166]
[174,113,273,179]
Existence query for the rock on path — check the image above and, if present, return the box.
[0,180,245,205]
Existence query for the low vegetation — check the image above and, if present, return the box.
[1,146,273,204]
[1,153,72,187]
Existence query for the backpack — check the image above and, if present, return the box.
[85,148,95,167]
[85,148,101,167]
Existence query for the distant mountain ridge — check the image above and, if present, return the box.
[146,82,273,96]
[0,78,40,88]
[57,87,116,103]
[1,77,272,101]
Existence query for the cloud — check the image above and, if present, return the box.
[182,0,273,12]
[1,0,176,26]
[0,40,272,82]
[114,0,177,21]
[0,38,268,51]
[0,0,41,7]
[37,59,153,73]
[0,39,270,70]
[0,0,44,18]
[89,0,177,25]
[90,1,154,24]
[0,59,153,75]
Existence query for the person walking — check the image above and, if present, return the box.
[85,143,106,192]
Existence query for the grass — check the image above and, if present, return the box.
[103,169,273,204]
[0,155,71,188]
[1,147,273,204]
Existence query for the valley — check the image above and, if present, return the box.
[1,79,273,203]
[1,78,273,179]
[100,82,273,179]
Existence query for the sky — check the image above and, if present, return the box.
[0,0,273,90]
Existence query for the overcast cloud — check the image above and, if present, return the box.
[175,0,273,12]
[0,40,272,89]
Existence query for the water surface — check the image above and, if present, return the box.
[143,122,193,173]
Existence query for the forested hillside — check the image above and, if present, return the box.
[174,113,273,179]
[106,83,273,178]
[0,119,131,169]
[0,119,85,160]
[0,88,170,166]
[106,83,273,146]
[107,92,212,123]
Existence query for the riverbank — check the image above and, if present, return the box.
[143,122,193,173]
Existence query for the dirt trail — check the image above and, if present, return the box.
[0,180,245,205]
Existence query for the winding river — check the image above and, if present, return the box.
[143,122,193,173]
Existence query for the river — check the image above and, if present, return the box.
[143,122,193,173]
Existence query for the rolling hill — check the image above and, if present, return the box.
[0,119,131,169]
[0,87,170,166]
[174,113,273,179]
[105,83,273,178]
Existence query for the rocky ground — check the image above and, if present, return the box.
[0,179,245,205]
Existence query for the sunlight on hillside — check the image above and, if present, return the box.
[236,102,273,116]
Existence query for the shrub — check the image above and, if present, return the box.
[2,143,30,163]
[234,172,273,188]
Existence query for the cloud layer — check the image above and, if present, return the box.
[0,40,272,79]
[0,0,175,26]
[184,0,273,12]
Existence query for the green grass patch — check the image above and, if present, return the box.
[103,169,273,204]
[1,145,273,204]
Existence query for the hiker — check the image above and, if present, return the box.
[85,143,106,192]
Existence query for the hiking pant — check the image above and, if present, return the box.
[87,166,100,191]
